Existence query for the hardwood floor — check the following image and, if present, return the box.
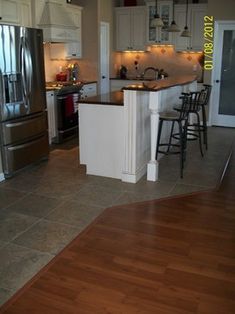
[0,148,235,313]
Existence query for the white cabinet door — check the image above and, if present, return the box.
[190,5,207,51]
[0,0,31,26]
[65,42,82,59]
[146,0,173,44]
[132,7,147,50]
[115,8,132,51]
[174,4,207,51]
[65,5,82,58]
[173,5,189,51]
[115,6,146,51]
[0,0,20,25]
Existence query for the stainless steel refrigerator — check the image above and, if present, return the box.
[0,24,49,177]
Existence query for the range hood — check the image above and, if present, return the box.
[39,1,77,43]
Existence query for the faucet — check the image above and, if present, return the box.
[141,67,159,80]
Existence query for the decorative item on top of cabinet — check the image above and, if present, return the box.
[145,0,173,44]
[0,0,32,27]
[115,6,147,51]
[174,4,207,51]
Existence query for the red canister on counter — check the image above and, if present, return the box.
[56,73,67,81]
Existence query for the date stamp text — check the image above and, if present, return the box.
[203,16,214,70]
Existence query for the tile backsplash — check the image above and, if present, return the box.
[114,46,203,82]
[43,44,98,82]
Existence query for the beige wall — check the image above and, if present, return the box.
[208,0,235,20]
[203,0,235,84]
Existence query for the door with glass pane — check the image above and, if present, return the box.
[211,22,235,127]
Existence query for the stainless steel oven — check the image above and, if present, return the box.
[53,85,82,143]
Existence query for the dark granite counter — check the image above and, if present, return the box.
[122,75,197,92]
[45,80,97,91]
[78,91,123,106]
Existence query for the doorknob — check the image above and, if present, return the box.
[215,80,220,83]
[102,75,106,79]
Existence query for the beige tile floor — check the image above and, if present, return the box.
[0,126,235,306]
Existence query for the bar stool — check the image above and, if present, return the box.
[156,94,190,178]
[199,84,212,150]
[173,85,212,153]
[173,90,207,157]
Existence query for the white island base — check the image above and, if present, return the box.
[79,76,197,183]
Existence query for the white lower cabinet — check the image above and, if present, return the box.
[46,91,57,144]
[0,0,32,27]
[80,83,97,99]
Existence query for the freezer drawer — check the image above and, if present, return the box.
[2,133,49,176]
[1,113,48,145]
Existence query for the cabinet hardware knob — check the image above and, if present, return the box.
[215,80,220,83]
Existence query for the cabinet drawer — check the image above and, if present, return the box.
[2,133,49,176]
[1,113,47,145]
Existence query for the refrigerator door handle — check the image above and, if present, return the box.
[20,37,27,107]
[0,68,5,105]
[20,37,32,110]
[24,38,33,96]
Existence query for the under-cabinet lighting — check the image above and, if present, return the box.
[177,51,203,54]
[122,50,147,53]
[151,44,174,47]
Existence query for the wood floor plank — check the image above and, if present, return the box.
[1,148,235,313]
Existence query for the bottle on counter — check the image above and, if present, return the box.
[119,65,127,79]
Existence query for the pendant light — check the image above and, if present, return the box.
[181,0,191,37]
[150,0,164,28]
[168,0,180,32]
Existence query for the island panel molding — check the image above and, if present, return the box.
[79,76,197,183]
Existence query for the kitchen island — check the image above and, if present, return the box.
[79,75,197,183]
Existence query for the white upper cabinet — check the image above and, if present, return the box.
[173,4,207,51]
[115,6,147,51]
[146,0,173,44]
[0,0,32,27]
[65,4,82,58]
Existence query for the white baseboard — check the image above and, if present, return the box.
[0,173,5,182]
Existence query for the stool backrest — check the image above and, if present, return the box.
[179,94,191,120]
[187,91,202,112]
[200,84,212,106]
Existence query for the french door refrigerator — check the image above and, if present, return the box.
[0,24,49,177]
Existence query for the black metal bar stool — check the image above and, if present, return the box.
[156,94,190,178]
[173,90,208,157]
[199,84,212,150]
[173,85,212,154]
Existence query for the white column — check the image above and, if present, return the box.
[147,91,161,182]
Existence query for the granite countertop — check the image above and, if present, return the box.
[78,91,123,106]
[122,75,197,92]
[45,80,97,91]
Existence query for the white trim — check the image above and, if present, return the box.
[0,173,5,182]
[122,164,147,184]
[210,20,235,127]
